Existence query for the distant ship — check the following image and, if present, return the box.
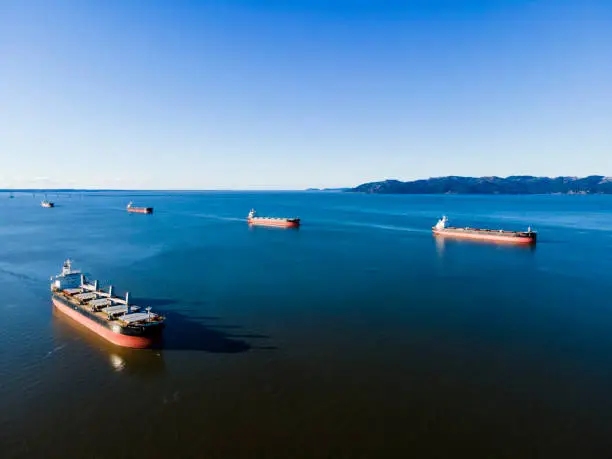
[127,201,153,214]
[247,209,300,228]
[51,260,165,348]
[41,199,54,208]
[432,216,536,244]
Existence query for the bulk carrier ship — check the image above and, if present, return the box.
[127,201,153,214]
[51,260,165,348]
[432,216,536,244]
[247,209,300,228]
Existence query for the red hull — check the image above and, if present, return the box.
[52,298,155,348]
[248,218,300,228]
[433,230,535,244]
[127,207,153,214]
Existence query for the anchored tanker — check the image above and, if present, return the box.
[127,201,153,214]
[51,260,165,348]
[247,209,300,228]
[41,194,55,208]
[432,216,537,244]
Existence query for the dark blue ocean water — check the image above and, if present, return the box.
[2,191,612,458]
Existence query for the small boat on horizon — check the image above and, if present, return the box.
[247,209,300,228]
[127,201,153,214]
[432,216,536,244]
[41,198,54,208]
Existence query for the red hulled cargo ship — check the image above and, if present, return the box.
[51,260,165,348]
[247,209,300,228]
[432,216,536,244]
[127,201,153,214]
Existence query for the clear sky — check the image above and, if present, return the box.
[1,0,610,189]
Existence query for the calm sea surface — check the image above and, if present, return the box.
[2,191,612,458]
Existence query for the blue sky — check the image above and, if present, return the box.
[1,0,610,189]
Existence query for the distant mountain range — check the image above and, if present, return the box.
[349,176,612,195]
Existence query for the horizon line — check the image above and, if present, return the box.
[2,174,611,192]
[0,188,318,192]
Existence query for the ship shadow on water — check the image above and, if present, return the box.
[136,298,273,353]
